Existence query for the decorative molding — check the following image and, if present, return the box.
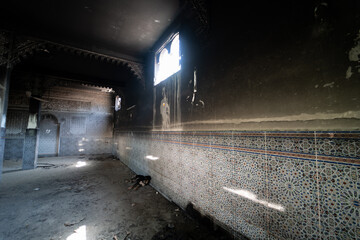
[0,31,10,67]
[126,62,144,85]
[11,36,46,66]
[44,39,145,86]
[0,31,145,86]
[42,99,91,112]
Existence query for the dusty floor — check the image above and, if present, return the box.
[0,155,235,240]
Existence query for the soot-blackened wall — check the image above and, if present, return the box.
[114,1,360,240]
[4,81,113,159]
[177,1,360,131]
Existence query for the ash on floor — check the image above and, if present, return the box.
[0,155,240,240]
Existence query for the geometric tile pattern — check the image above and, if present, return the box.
[4,110,113,158]
[4,85,114,159]
[3,110,28,160]
[4,138,24,160]
[113,130,360,240]
[22,129,39,169]
[4,136,113,159]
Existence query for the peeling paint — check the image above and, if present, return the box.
[314,2,328,19]
[27,114,38,129]
[199,100,205,107]
[346,66,353,79]
[160,87,170,129]
[179,111,360,125]
[323,82,335,88]
[349,30,360,62]
[345,30,360,79]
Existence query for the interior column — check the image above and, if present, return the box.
[0,65,12,180]
[22,97,41,170]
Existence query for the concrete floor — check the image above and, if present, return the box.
[0,155,235,240]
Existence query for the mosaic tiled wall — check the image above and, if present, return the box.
[3,110,28,160]
[4,83,114,159]
[51,112,113,156]
[4,112,113,158]
[113,130,360,240]
[4,138,24,160]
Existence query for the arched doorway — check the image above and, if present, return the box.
[38,114,60,156]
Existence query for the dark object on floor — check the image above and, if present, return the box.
[128,175,152,190]
[151,224,187,240]
[151,203,243,240]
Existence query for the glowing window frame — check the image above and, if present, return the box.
[115,95,121,111]
[154,33,181,86]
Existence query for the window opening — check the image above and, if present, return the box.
[154,33,181,85]
[115,96,121,111]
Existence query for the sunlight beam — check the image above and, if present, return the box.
[75,161,87,168]
[223,187,285,212]
[66,225,86,240]
[145,155,159,161]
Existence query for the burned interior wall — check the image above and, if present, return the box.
[3,110,28,160]
[143,0,360,131]
[153,72,181,130]
[3,89,29,160]
[40,84,113,156]
[113,76,149,130]
[177,0,360,131]
[4,78,114,159]
[114,1,360,240]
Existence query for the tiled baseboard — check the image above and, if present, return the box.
[4,137,112,159]
[113,130,360,240]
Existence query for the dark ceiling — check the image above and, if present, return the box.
[0,0,182,61]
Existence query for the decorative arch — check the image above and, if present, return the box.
[41,113,59,124]
[0,31,145,87]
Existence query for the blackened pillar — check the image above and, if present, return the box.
[22,98,41,170]
[0,65,12,180]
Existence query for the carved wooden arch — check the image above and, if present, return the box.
[0,31,145,87]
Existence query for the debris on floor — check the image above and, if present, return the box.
[37,163,58,169]
[64,217,85,227]
[128,174,151,190]
[0,155,240,240]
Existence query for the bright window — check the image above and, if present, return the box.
[115,96,121,111]
[154,33,181,85]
